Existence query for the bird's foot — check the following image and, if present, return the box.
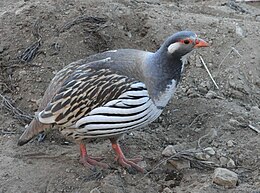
[79,143,108,169]
[115,155,144,173]
[110,139,144,173]
[79,155,109,169]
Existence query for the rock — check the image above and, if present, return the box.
[235,23,245,37]
[204,147,215,156]
[228,118,241,127]
[227,158,236,168]
[162,145,177,157]
[195,55,203,67]
[213,168,238,188]
[227,140,235,147]
[220,157,228,166]
[250,106,260,119]
[137,160,147,168]
[195,152,210,160]
[162,187,173,193]
[0,44,4,53]
[172,143,186,152]
[90,188,101,193]
[168,160,190,170]
[205,90,217,99]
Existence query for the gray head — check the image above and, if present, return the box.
[158,31,209,57]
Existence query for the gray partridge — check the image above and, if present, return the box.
[18,31,209,172]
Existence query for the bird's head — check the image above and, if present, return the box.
[161,31,209,57]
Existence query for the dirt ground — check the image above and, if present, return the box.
[0,0,260,192]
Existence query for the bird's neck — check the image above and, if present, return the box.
[144,50,185,108]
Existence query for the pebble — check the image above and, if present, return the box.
[90,188,101,193]
[250,106,260,119]
[162,187,173,193]
[227,140,235,147]
[228,118,241,127]
[213,168,238,188]
[162,145,177,157]
[172,143,186,152]
[168,160,190,170]
[227,158,236,168]
[195,152,210,160]
[138,161,147,168]
[205,90,217,99]
[0,44,4,53]
[195,56,203,67]
[204,147,215,156]
[235,23,245,37]
[220,157,228,166]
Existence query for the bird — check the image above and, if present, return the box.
[18,31,209,172]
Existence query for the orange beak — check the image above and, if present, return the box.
[194,38,209,48]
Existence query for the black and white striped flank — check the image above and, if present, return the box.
[73,82,161,138]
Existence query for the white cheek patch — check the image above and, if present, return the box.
[167,42,181,54]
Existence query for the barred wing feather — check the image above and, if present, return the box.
[38,69,161,139]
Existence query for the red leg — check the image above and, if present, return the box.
[110,139,144,173]
[79,143,108,169]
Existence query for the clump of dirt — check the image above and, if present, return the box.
[0,0,259,193]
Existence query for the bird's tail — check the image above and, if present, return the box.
[18,118,50,146]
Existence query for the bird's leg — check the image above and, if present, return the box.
[79,143,108,169]
[110,138,144,173]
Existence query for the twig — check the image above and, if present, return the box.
[217,46,242,75]
[19,39,42,63]
[23,151,69,159]
[197,129,213,149]
[1,130,16,134]
[0,93,33,124]
[248,124,260,134]
[58,16,106,34]
[199,56,219,89]
[231,47,242,57]
[138,149,218,182]
[188,113,208,128]
[226,0,250,14]
[19,18,43,63]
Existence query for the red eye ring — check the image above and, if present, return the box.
[180,39,191,44]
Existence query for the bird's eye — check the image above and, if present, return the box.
[183,39,190,44]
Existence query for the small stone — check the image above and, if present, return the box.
[195,56,203,67]
[168,160,190,170]
[172,143,186,152]
[228,118,241,127]
[137,160,147,168]
[90,188,101,193]
[227,140,235,147]
[227,158,236,168]
[162,145,177,157]
[195,152,210,160]
[250,106,260,119]
[213,168,238,188]
[0,45,4,53]
[205,90,217,99]
[220,157,228,166]
[256,16,260,22]
[204,147,215,156]
[235,23,245,37]
[162,187,173,193]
